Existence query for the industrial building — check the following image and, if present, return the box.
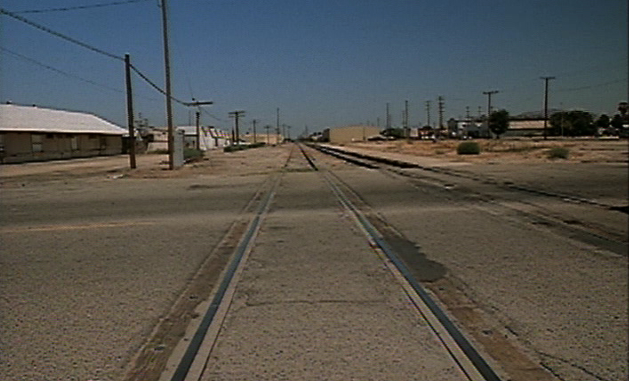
[0,104,127,164]
[242,132,283,145]
[176,125,230,150]
[322,125,381,144]
[502,119,546,137]
[143,126,230,152]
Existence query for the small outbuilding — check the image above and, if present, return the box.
[0,104,127,163]
[502,119,546,137]
[176,125,231,150]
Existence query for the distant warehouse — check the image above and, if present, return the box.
[0,104,127,164]
[322,125,381,144]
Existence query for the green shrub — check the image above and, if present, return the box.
[184,148,204,161]
[223,145,245,153]
[457,141,481,155]
[149,148,169,154]
[223,143,266,152]
[547,146,569,159]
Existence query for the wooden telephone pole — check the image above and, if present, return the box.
[124,53,136,169]
[252,119,258,144]
[229,110,246,146]
[483,90,499,117]
[541,76,555,140]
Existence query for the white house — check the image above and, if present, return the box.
[176,125,230,150]
[0,103,126,163]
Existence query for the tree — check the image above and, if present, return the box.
[488,109,509,139]
[610,114,624,130]
[549,111,595,136]
[618,101,628,117]
[382,127,406,139]
[595,114,610,129]
[595,114,610,135]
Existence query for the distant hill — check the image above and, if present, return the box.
[513,109,564,119]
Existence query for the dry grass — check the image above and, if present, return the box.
[350,139,628,164]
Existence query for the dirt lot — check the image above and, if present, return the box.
[345,138,629,164]
[1,139,627,187]
[0,147,289,187]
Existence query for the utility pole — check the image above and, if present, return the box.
[465,106,471,120]
[386,103,391,129]
[124,53,136,169]
[195,110,200,150]
[425,100,431,127]
[183,100,213,151]
[541,76,555,140]
[483,90,499,118]
[276,108,280,138]
[252,119,257,144]
[404,100,409,141]
[160,0,175,169]
[229,110,245,146]
[265,125,271,145]
[438,96,444,129]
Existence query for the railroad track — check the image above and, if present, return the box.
[151,143,505,381]
[312,144,625,210]
[310,143,628,256]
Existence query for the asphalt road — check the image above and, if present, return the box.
[0,151,286,381]
[1,144,627,381]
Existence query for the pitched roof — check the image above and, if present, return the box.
[0,104,126,135]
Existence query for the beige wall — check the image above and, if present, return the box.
[1,132,123,163]
[328,125,380,144]
[242,133,284,145]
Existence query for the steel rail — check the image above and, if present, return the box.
[309,143,628,256]
[310,144,625,211]
[298,144,502,381]
[169,175,280,381]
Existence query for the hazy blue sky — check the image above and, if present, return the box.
[1,0,627,134]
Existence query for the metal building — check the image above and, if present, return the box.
[322,125,381,144]
[0,104,126,163]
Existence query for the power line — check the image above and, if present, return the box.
[127,63,187,105]
[13,0,151,14]
[0,7,123,61]
[200,107,226,123]
[0,6,192,106]
[555,78,627,93]
[0,46,124,94]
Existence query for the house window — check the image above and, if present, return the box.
[31,134,43,153]
[71,136,79,150]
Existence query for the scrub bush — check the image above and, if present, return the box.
[457,141,481,155]
[547,146,569,159]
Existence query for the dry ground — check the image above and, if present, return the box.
[346,138,629,164]
[1,139,627,187]
[0,147,290,186]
